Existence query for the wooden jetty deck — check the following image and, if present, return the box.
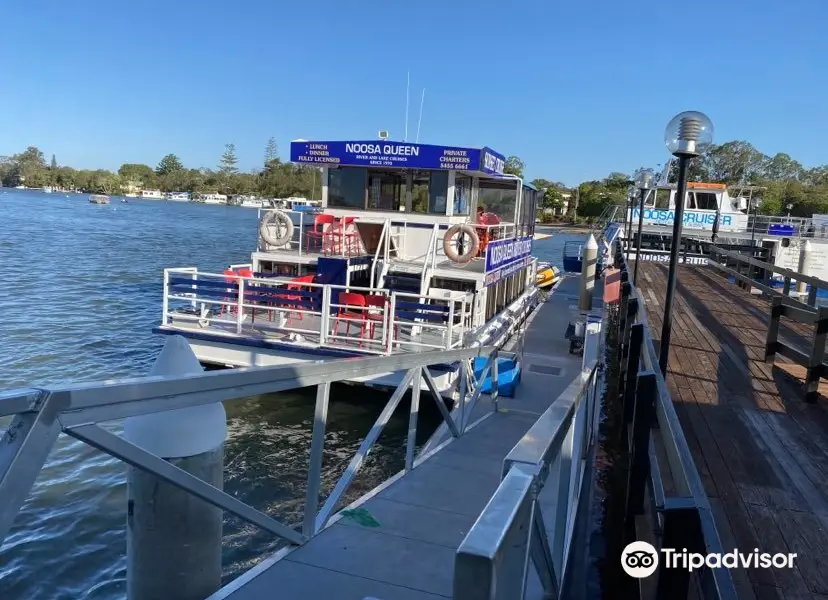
[636,262,828,600]
[211,277,595,600]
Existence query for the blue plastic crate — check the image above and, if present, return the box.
[472,356,521,397]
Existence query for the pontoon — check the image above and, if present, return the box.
[156,139,544,393]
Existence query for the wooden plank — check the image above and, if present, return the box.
[635,262,828,600]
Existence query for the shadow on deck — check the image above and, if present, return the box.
[635,262,828,600]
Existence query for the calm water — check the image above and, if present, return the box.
[0,189,578,600]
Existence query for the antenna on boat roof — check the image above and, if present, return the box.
[404,71,410,142]
[415,88,425,143]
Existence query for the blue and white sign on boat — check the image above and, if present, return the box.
[290,140,506,174]
[628,208,748,232]
[484,235,533,287]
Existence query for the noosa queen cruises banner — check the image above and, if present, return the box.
[485,236,534,272]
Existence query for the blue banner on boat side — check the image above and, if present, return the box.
[480,147,506,175]
[484,235,534,272]
[485,256,532,287]
[290,140,505,173]
[631,208,735,227]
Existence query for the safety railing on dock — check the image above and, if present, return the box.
[611,244,738,599]
[162,268,474,353]
[705,243,828,307]
[0,343,506,566]
[453,349,602,600]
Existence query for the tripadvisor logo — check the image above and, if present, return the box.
[622,541,796,578]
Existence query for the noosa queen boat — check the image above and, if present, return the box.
[156,138,544,393]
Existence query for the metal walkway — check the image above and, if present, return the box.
[214,279,591,600]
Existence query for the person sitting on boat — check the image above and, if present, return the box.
[475,205,502,255]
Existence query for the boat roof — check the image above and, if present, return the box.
[289,139,507,177]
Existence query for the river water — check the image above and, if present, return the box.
[0,189,579,600]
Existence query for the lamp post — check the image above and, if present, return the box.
[658,111,714,377]
[632,168,654,285]
[624,187,635,262]
[749,197,762,248]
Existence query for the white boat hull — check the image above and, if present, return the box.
[184,336,457,393]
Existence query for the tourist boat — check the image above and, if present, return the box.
[239,197,264,209]
[613,174,828,282]
[201,193,228,205]
[156,138,543,393]
[166,192,191,202]
[139,189,164,200]
[535,262,561,289]
[89,194,110,204]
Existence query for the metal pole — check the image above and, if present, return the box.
[749,200,757,249]
[711,204,720,243]
[658,155,691,377]
[633,187,647,285]
[624,194,635,263]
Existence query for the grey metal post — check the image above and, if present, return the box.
[797,240,811,294]
[579,234,598,312]
[633,187,647,285]
[124,336,227,600]
[658,155,690,377]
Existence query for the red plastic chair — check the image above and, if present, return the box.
[329,216,361,257]
[332,292,367,344]
[221,268,239,316]
[365,294,399,342]
[276,274,315,324]
[305,214,335,254]
[235,268,257,322]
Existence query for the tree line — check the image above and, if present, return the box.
[0,138,321,199]
[511,141,828,220]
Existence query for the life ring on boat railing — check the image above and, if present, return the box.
[443,224,480,264]
[259,210,294,247]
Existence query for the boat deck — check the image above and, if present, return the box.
[636,262,828,600]
[210,277,593,600]
[162,310,452,357]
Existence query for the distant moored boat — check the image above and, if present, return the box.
[89,194,110,204]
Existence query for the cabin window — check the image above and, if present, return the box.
[328,168,366,209]
[367,170,404,211]
[454,175,472,216]
[479,179,517,223]
[429,171,449,213]
[655,189,670,208]
[694,192,718,211]
[521,188,536,236]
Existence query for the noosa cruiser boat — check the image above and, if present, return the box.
[612,175,828,283]
[156,138,544,393]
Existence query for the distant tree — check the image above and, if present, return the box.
[504,156,525,178]
[50,154,57,170]
[119,163,156,187]
[156,154,184,176]
[264,137,278,166]
[220,143,239,175]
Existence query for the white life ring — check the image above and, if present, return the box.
[443,224,480,264]
[259,210,294,247]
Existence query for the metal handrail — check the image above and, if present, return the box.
[453,352,601,600]
[0,343,503,554]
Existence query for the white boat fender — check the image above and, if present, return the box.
[259,210,295,247]
[443,224,480,264]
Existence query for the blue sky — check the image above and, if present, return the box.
[1,0,825,186]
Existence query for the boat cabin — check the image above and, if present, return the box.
[628,182,751,233]
[157,139,541,387]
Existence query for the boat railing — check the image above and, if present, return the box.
[162,269,470,354]
[611,243,738,599]
[0,342,507,570]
